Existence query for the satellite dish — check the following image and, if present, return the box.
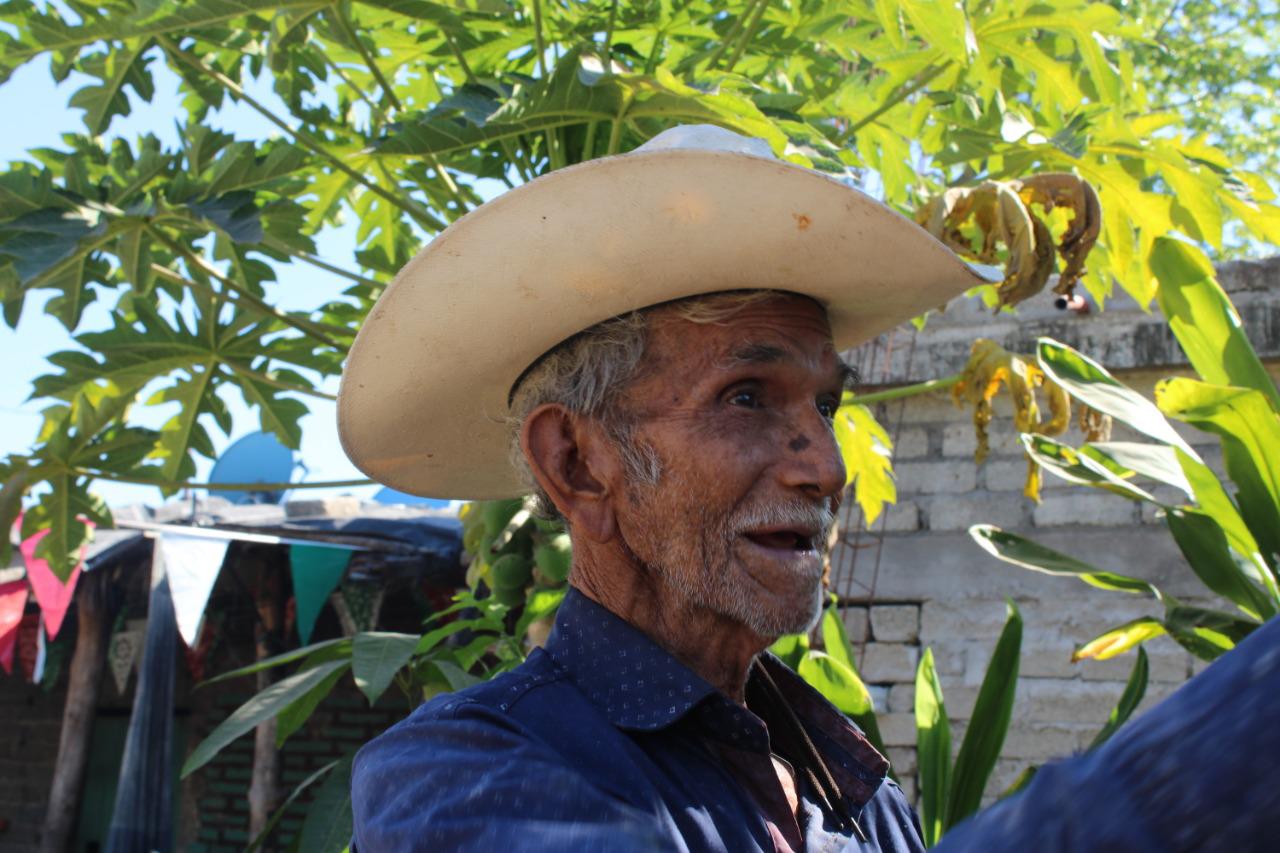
[209,432,297,505]
[373,487,455,512]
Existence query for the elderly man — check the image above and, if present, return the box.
[341,127,1280,852]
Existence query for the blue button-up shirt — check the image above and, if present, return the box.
[352,588,923,852]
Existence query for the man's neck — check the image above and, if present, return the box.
[569,550,767,704]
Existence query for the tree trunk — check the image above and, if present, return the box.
[40,571,113,853]
[247,550,285,840]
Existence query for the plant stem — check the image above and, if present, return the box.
[844,63,950,138]
[704,2,753,70]
[603,0,618,68]
[582,120,599,161]
[148,235,352,349]
[606,97,631,154]
[849,373,961,406]
[261,238,382,288]
[723,0,771,74]
[531,0,548,78]
[156,35,444,232]
[221,361,338,401]
[330,3,403,113]
[442,29,533,182]
[73,467,373,491]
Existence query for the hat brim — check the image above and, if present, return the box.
[338,149,997,499]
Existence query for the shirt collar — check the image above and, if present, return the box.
[542,588,889,809]
[543,587,719,731]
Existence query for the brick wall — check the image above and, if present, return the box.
[828,256,1279,806]
[0,681,65,851]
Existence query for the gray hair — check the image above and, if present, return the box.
[508,290,785,517]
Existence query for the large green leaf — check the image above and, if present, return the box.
[1165,508,1275,621]
[914,647,951,848]
[275,662,350,747]
[202,636,352,685]
[69,39,155,135]
[1157,379,1280,574]
[795,649,887,757]
[352,631,420,705]
[969,525,1158,596]
[1173,447,1272,584]
[1087,647,1149,750]
[1082,442,1192,499]
[1021,433,1155,502]
[181,659,349,777]
[1162,603,1259,662]
[948,599,1021,828]
[1150,238,1280,413]
[247,758,343,853]
[0,0,330,82]
[374,50,783,159]
[298,754,355,853]
[1037,338,1195,455]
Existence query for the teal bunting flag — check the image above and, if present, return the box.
[290,546,353,644]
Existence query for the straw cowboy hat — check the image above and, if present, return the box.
[338,125,1000,499]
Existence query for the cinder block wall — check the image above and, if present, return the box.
[828,256,1279,805]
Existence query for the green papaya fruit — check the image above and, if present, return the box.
[490,553,533,590]
[493,584,526,607]
[533,535,572,583]
[481,498,524,539]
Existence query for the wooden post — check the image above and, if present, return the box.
[247,548,286,839]
[40,570,114,853]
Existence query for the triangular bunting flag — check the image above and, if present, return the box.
[108,618,146,695]
[290,545,352,645]
[20,525,91,641]
[0,579,28,674]
[159,533,230,647]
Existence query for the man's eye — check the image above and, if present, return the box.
[728,389,761,409]
[817,397,839,420]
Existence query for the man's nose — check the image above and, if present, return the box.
[778,412,846,500]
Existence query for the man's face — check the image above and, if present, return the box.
[609,293,848,639]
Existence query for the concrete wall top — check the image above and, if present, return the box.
[855,255,1280,386]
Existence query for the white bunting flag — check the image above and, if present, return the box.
[108,618,146,695]
[159,533,230,646]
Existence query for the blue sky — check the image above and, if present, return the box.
[0,55,376,507]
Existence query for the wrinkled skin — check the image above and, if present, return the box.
[521,293,848,703]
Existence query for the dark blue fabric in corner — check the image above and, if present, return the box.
[932,614,1280,853]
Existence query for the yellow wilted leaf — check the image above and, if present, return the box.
[916,173,1102,309]
[833,402,896,524]
[952,339,1071,501]
[1072,618,1166,662]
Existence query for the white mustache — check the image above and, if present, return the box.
[731,500,834,539]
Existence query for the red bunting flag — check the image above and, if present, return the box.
[0,579,28,674]
[20,525,93,641]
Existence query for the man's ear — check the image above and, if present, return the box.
[521,404,621,544]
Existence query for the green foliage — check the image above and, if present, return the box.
[834,400,897,524]
[2,0,1278,556]
[970,252,1279,666]
[911,601,1023,845]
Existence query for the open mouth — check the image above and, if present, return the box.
[743,528,818,553]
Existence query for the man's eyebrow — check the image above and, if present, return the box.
[724,343,860,390]
[725,342,789,365]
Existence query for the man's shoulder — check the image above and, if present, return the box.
[367,647,573,742]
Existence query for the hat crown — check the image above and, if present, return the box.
[632,124,774,159]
